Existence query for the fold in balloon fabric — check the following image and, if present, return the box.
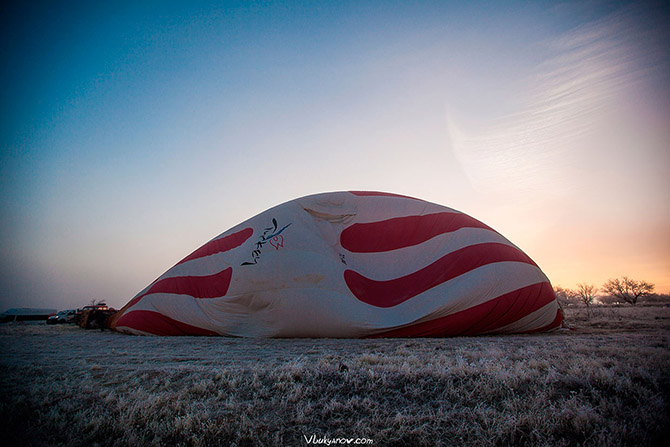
[109,191,562,337]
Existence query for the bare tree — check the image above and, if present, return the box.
[554,286,576,307]
[602,277,654,305]
[576,283,598,308]
[575,283,597,317]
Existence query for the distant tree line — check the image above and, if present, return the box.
[555,276,662,308]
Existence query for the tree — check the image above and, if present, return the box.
[554,286,576,307]
[602,277,654,305]
[575,283,597,317]
[575,283,598,308]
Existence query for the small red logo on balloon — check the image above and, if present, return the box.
[269,235,284,250]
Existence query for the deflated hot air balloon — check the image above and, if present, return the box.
[109,191,562,337]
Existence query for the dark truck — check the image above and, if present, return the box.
[77,303,116,329]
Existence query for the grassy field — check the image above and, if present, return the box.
[1,305,668,446]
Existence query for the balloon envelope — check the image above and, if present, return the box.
[109,191,562,337]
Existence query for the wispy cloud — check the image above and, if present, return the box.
[449,3,666,202]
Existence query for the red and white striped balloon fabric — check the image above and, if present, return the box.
[109,191,562,337]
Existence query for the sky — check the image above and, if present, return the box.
[1,0,668,312]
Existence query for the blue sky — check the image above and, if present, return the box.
[1,0,668,311]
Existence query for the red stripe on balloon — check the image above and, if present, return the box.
[367,282,555,337]
[177,227,253,265]
[122,228,251,311]
[348,191,421,200]
[340,212,494,253]
[522,307,563,334]
[115,310,218,336]
[122,267,233,314]
[461,281,557,334]
[344,243,537,308]
[142,267,232,299]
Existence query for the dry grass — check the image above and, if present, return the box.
[1,305,668,446]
